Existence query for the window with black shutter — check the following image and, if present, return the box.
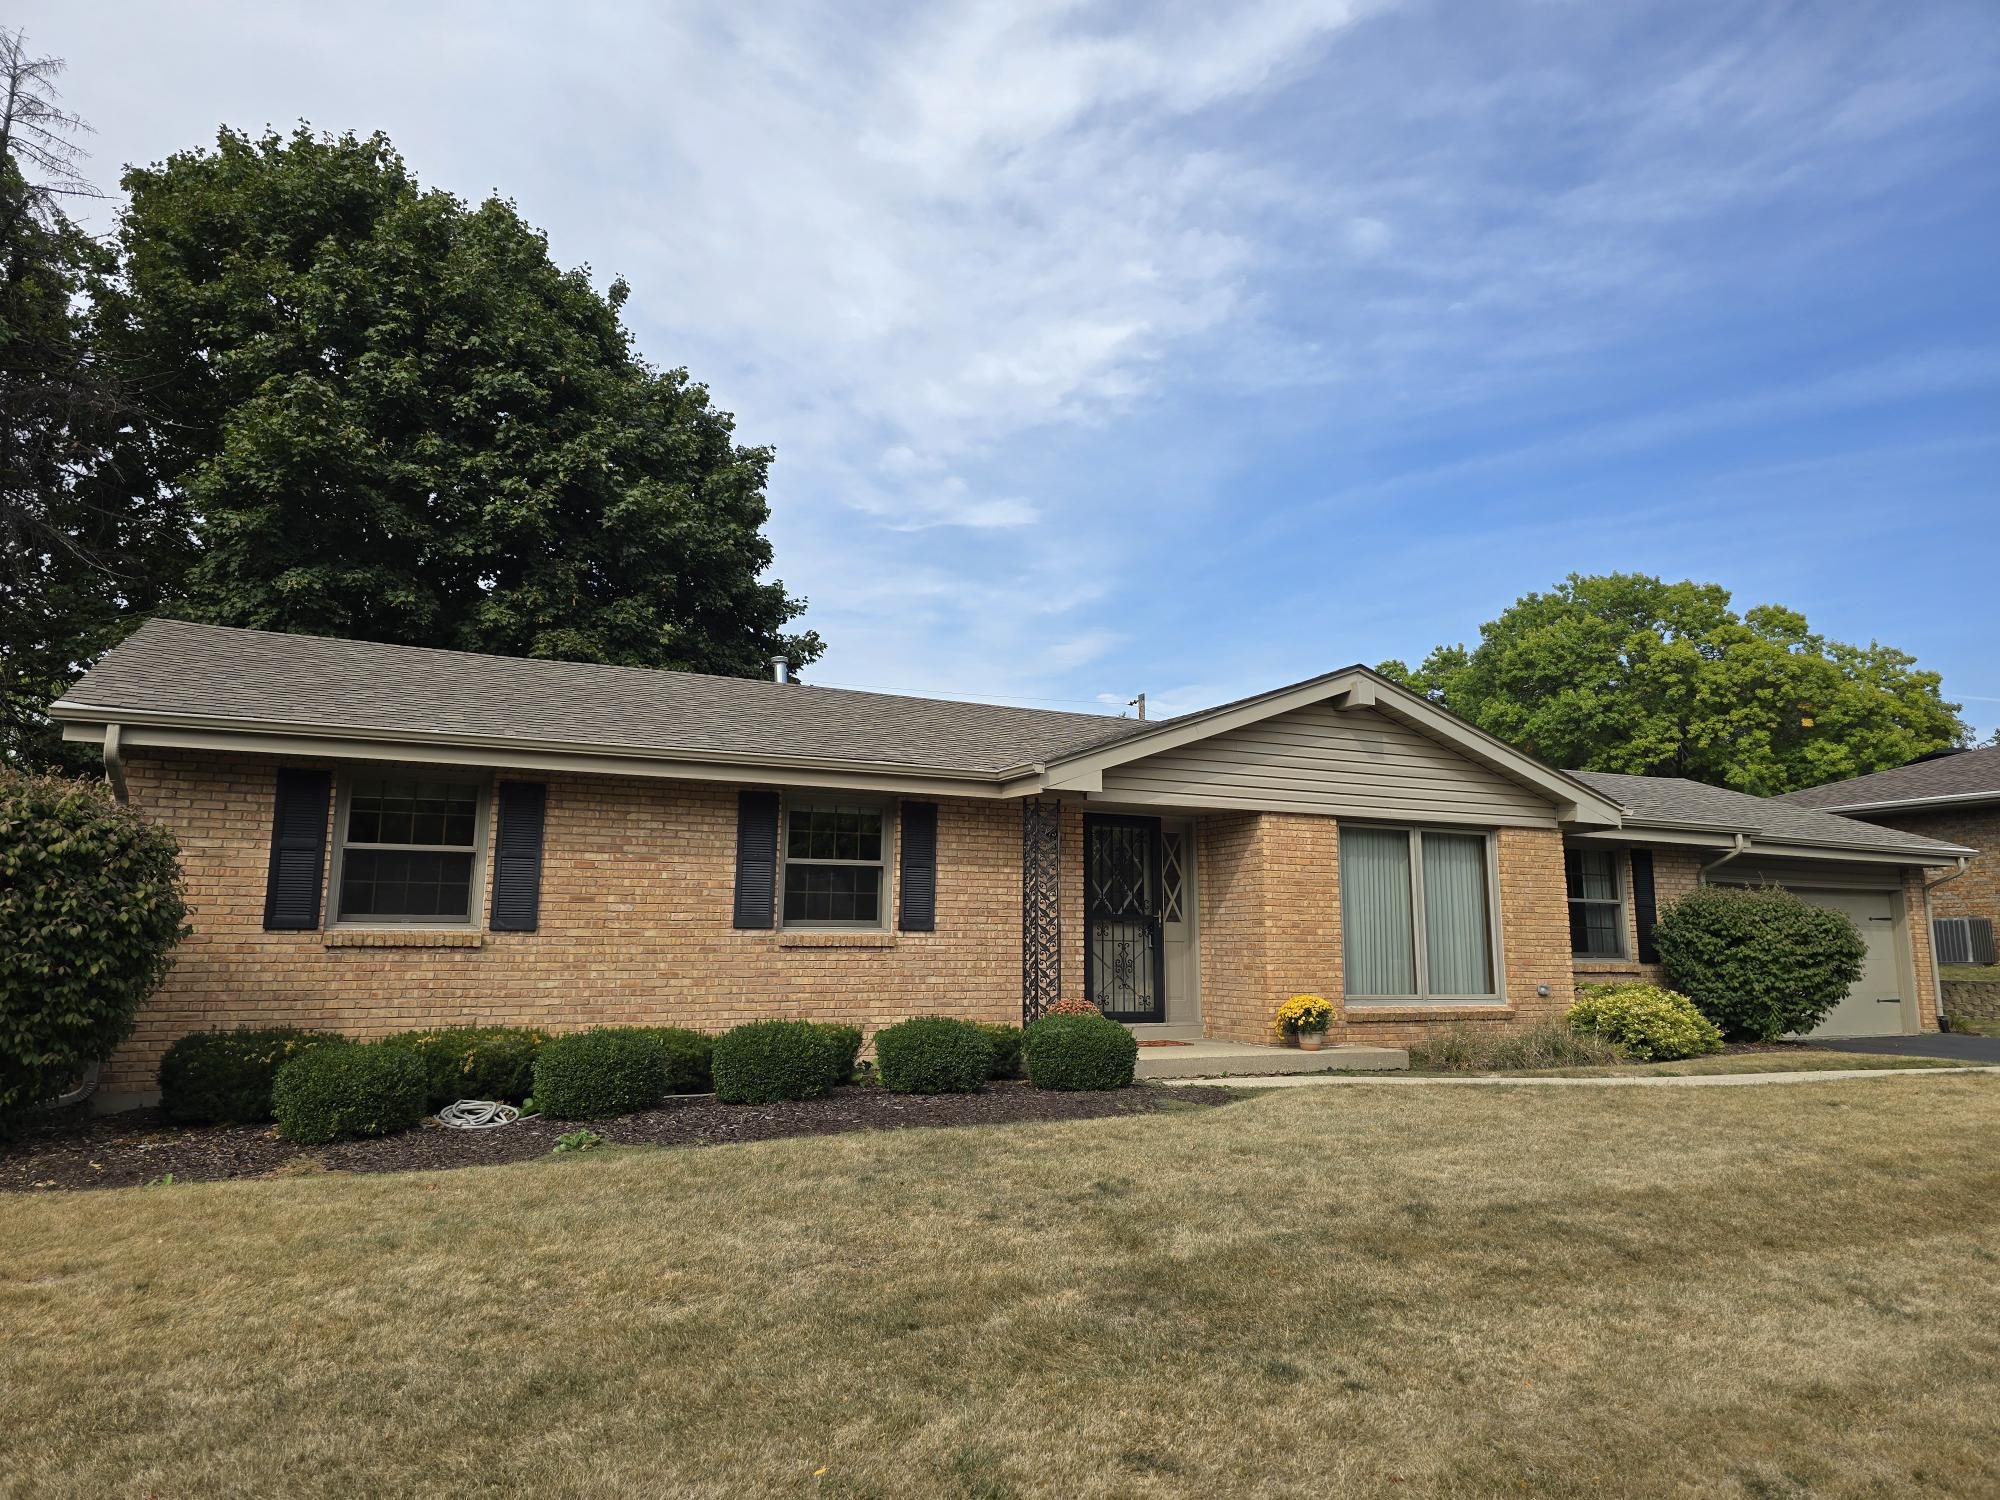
[263,767,332,931]
[488,782,548,932]
[898,801,938,932]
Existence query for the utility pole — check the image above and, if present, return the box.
[1128,693,1146,721]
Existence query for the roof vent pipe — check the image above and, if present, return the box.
[770,655,791,685]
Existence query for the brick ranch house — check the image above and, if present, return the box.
[52,620,1974,1093]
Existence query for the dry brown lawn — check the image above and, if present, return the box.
[1506,1051,1967,1078]
[5,1077,1999,1498]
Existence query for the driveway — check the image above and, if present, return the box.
[1808,1033,2000,1063]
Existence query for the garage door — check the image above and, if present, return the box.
[1792,889,1910,1038]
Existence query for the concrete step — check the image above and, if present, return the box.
[1134,1040,1407,1080]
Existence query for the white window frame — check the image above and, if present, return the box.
[1341,824,1507,1005]
[778,796,895,931]
[327,770,490,929]
[1566,847,1628,960]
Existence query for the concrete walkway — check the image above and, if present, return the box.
[1160,1064,2000,1089]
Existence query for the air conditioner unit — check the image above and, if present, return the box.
[1934,916,1997,967]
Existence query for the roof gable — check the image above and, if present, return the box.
[1780,746,2000,813]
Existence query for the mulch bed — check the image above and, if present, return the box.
[2,1082,1230,1194]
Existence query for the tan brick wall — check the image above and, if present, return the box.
[111,750,1025,1092]
[1867,807,2000,925]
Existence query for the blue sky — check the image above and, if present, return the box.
[26,1,2000,733]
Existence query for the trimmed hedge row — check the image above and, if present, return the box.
[160,1027,349,1125]
[159,1008,1135,1142]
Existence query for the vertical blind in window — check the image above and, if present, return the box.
[1342,826,1497,1000]
[1341,827,1416,996]
[1422,832,1493,995]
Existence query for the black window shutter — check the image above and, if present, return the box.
[899,801,938,932]
[1630,849,1659,963]
[489,781,548,932]
[263,768,331,931]
[732,789,780,929]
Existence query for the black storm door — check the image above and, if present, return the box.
[1084,814,1166,1023]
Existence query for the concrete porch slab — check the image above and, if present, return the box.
[1134,1039,1407,1079]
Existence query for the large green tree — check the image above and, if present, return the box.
[1379,574,1966,794]
[96,126,819,675]
[0,31,184,772]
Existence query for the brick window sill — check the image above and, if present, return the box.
[1572,959,1648,975]
[775,930,897,949]
[325,930,485,950]
[1343,1005,1517,1024]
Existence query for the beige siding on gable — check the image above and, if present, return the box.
[1094,704,1560,826]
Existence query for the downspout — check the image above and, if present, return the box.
[102,722,129,806]
[1698,832,1750,884]
[1925,856,1972,1030]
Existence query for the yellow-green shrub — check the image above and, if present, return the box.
[1568,983,1723,1062]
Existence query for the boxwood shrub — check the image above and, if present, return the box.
[160,1026,347,1124]
[380,1025,548,1110]
[271,1041,427,1145]
[873,1017,992,1094]
[1568,983,1724,1062]
[816,1023,864,1085]
[711,1020,844,1104]
[1653,884,1867,1042]
[651,1026,717,1095]
[974,1022,1025,1080]
[1022,1012,1138,1091]
[532,1029,670,1119]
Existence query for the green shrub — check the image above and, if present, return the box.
[532,1029,669,1119]
[1653,885,1867,1042]
[815,1023,864,1084]
[1,770,190,1120]
[1569,983,1724,1062]
[271,1042,426,1145]
[711,1020,844,1104]
[873,1017,992,1094]
[1022,1012,1138,1091]
[159,1027,346,1124]
[651,1027,716,1094]
[974,1022,1025,1080]
[379,1025,548,1109]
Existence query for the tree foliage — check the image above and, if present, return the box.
[96,126,819,677]
[0,31,185,772]
[1379,573,1966,794]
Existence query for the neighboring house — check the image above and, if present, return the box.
[1783,747,2000,966]
[49,620,1973,1092]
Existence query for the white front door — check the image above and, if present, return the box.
[1796,889,1911,1037]
[1161,820,1200,1026]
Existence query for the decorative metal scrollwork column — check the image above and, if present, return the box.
[1021,799,1063,1023]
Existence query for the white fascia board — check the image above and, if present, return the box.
[59,717,1013,799]
[1801,790,2000,816]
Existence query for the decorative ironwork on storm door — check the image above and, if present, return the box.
[1084,814,1165,1023]
[1021,800,1063,1024]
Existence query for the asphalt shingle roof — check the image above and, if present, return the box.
[1778,746,2000,812]
[56,620,1151,775]
[1567,771,1973,860]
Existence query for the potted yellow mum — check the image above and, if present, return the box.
[1272,994,1333,1050]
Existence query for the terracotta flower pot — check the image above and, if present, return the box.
[1297,1031,1324,1052]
